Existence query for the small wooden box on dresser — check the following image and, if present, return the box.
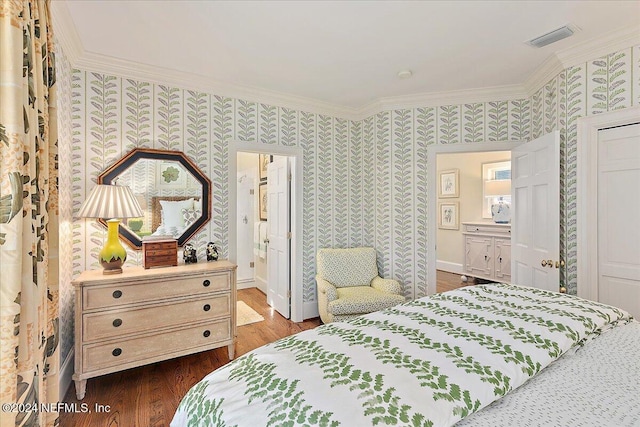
[462,222,511,283]
[71,261,237,400]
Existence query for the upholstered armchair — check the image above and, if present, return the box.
[316,247,405,324]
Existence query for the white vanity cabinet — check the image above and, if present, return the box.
[462,222,511,283]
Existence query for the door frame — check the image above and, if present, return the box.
[427,141,523,295]
[229,141,304,322]
[577,106,640,301]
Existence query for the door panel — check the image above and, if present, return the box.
[267,157,291,318]
[597,123,640,318]
[511,131,560,291]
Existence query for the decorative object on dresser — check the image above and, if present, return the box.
[71,261,237,400]
[183,243,197,264]
[206,242,219,261]
[142,238,178,268]
[485,179,512,223]
[76,184,143,274]
[462,222,511,283]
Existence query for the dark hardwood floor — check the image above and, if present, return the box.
[60,287,321,427]
[60,275,466,426]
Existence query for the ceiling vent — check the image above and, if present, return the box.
[527,25,574,48]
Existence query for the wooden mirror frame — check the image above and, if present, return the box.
[98,148,212,249]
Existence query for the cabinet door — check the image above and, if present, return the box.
[495,238,511,282]
[465,236,493,278]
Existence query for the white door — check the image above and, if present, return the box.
[266,157,291,318]
[597,123,640,318]
[511,131,560,291]
[236,173,255,282]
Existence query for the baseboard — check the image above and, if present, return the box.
[237,279,255,290]
[254,276,267,294]
[436,261,464,275]
[303,300,319,320]
[60,349,74,399]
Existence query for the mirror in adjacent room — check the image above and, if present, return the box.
[98,148,211,249]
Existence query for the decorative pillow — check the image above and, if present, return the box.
[182,208,201,228]
[159,198,194,229]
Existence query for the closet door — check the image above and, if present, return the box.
[597,123,640,319]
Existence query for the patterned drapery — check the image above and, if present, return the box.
[0,0,60,426]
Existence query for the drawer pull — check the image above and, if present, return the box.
[203,304,211,312]
[112,348,122,357]
[112,318,122,327]
[203,330,211,338]
[112,290,122,299]
[203,279,210,287]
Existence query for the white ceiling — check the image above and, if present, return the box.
[57,0,640,110]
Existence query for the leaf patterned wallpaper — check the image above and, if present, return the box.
[56,44,639,362]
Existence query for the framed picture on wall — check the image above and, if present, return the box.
[259,182,268,221]
[156,161,188,189]
[259,154,272,181]
[438,201,459,230]
[438,169,459,198]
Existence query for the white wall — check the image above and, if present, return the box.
[436,151,511,272]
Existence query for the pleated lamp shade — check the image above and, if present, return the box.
[77,185,143,219]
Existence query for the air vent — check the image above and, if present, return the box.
[527,25,574,48]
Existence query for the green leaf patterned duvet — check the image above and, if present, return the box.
[171,283,632,427]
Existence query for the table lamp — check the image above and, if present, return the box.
[77,184,143,274]
[484,179,511,223]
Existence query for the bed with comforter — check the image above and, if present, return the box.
[171,283,638,427]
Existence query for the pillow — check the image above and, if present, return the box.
[182,208,201,228]
[194,199,202,211]
[159,198,194,229]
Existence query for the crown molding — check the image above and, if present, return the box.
[556,25,640,69]
[523,25,640,95]
[522,53,564,96]
[355,84,528,119]
[50,0,84,65]
[52,0,640,122]
[75,51,358,120]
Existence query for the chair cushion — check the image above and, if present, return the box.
[317,247,379,288]
[328,286,405,316]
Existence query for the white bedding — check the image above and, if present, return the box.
[458,320,640,426]
[171,283,634,427]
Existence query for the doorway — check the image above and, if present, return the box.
[229,141,304,322]
[427,142,520,295]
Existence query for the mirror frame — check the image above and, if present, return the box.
[98,148,212,249]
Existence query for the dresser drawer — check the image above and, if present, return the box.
[83,294,231,341]
[83,272,230,310]
[83,318,231,373]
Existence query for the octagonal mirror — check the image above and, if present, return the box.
[98,148,211,249]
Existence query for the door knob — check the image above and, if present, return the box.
[541,259,554,268]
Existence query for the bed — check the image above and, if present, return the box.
[170,283,639,427]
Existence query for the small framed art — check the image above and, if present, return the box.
[259,182,268,221]
[438,169,459,198]
[438,201,459,230]
[259,154,272,181]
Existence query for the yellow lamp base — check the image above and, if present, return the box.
[100,219,127,274]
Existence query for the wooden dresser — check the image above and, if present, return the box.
[71,261,237,399]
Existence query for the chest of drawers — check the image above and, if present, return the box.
[72,261,237,399]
